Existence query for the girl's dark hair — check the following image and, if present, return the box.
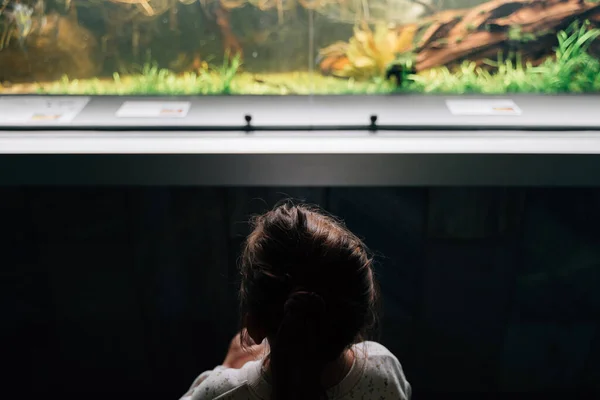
[239,201,380,400]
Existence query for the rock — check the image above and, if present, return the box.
[0,12,101,83]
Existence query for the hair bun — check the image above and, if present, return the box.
[283,289,325,316]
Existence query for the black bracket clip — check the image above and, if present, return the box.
[369,114,378,133]
[244,114,253,133]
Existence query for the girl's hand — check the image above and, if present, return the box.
[222,332,266,369]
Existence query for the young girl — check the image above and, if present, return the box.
[181,202,411,400]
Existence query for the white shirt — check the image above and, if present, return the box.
[181,341,412,400]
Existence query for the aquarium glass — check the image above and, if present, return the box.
[0,0,599,95]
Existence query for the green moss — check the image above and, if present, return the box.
[33,70,397,95]
[218,52,242,94]
[508,26,547,43]
[508,25,523,41]
[508,25,538,43]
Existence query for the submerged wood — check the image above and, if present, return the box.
[414,0,600,71]
[318,0,600,77]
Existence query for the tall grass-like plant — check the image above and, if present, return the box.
[218,52,242,94]
[128,63,171,94]
[406,19,600,94]
[532,19,600,92]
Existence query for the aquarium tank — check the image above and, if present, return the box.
[1,0,600,95]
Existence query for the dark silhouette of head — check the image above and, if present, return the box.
[239,201,380,400]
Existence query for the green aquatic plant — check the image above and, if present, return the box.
[38,51,245,95]
[406,19,600,94]
[24,19,600,96]
[34,69,395,96]
[128,63,170,94]
[556,20,599,64]
[508,25,537,43]
[217,52,242,94]
[322,22,415,81]
[408,57,541,94]
[387,52,417,86]
[507,25,522,41]
[532,19,600,92]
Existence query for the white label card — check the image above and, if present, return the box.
[446,99,522,116]
[116,101,191,118]
[0,96,90,123]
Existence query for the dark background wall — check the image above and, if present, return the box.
[1,187,599,399]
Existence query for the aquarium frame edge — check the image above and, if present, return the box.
[1,153,600,186]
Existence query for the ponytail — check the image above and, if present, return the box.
[270,289,328,400]
[240,203,380,400]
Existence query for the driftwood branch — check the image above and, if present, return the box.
[414,0,600,71]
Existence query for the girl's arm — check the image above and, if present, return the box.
[180,332,267,399]
[222,332,267,369]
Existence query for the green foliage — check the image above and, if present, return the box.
[508,25,522,41]
[508,25,537,43]
[405,19,600,94]
[26,20,600,96]
[37,69,395,96]
[531,19,600,92]
[39,52,244,95]
[217,51,242,94]
[388,52,417,86]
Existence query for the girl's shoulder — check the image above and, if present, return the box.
[347,341,412,400]
[354,340,405,376]
[354,340,402,364]
[357,340,397,355]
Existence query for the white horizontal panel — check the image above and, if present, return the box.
[1,131,600,154]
